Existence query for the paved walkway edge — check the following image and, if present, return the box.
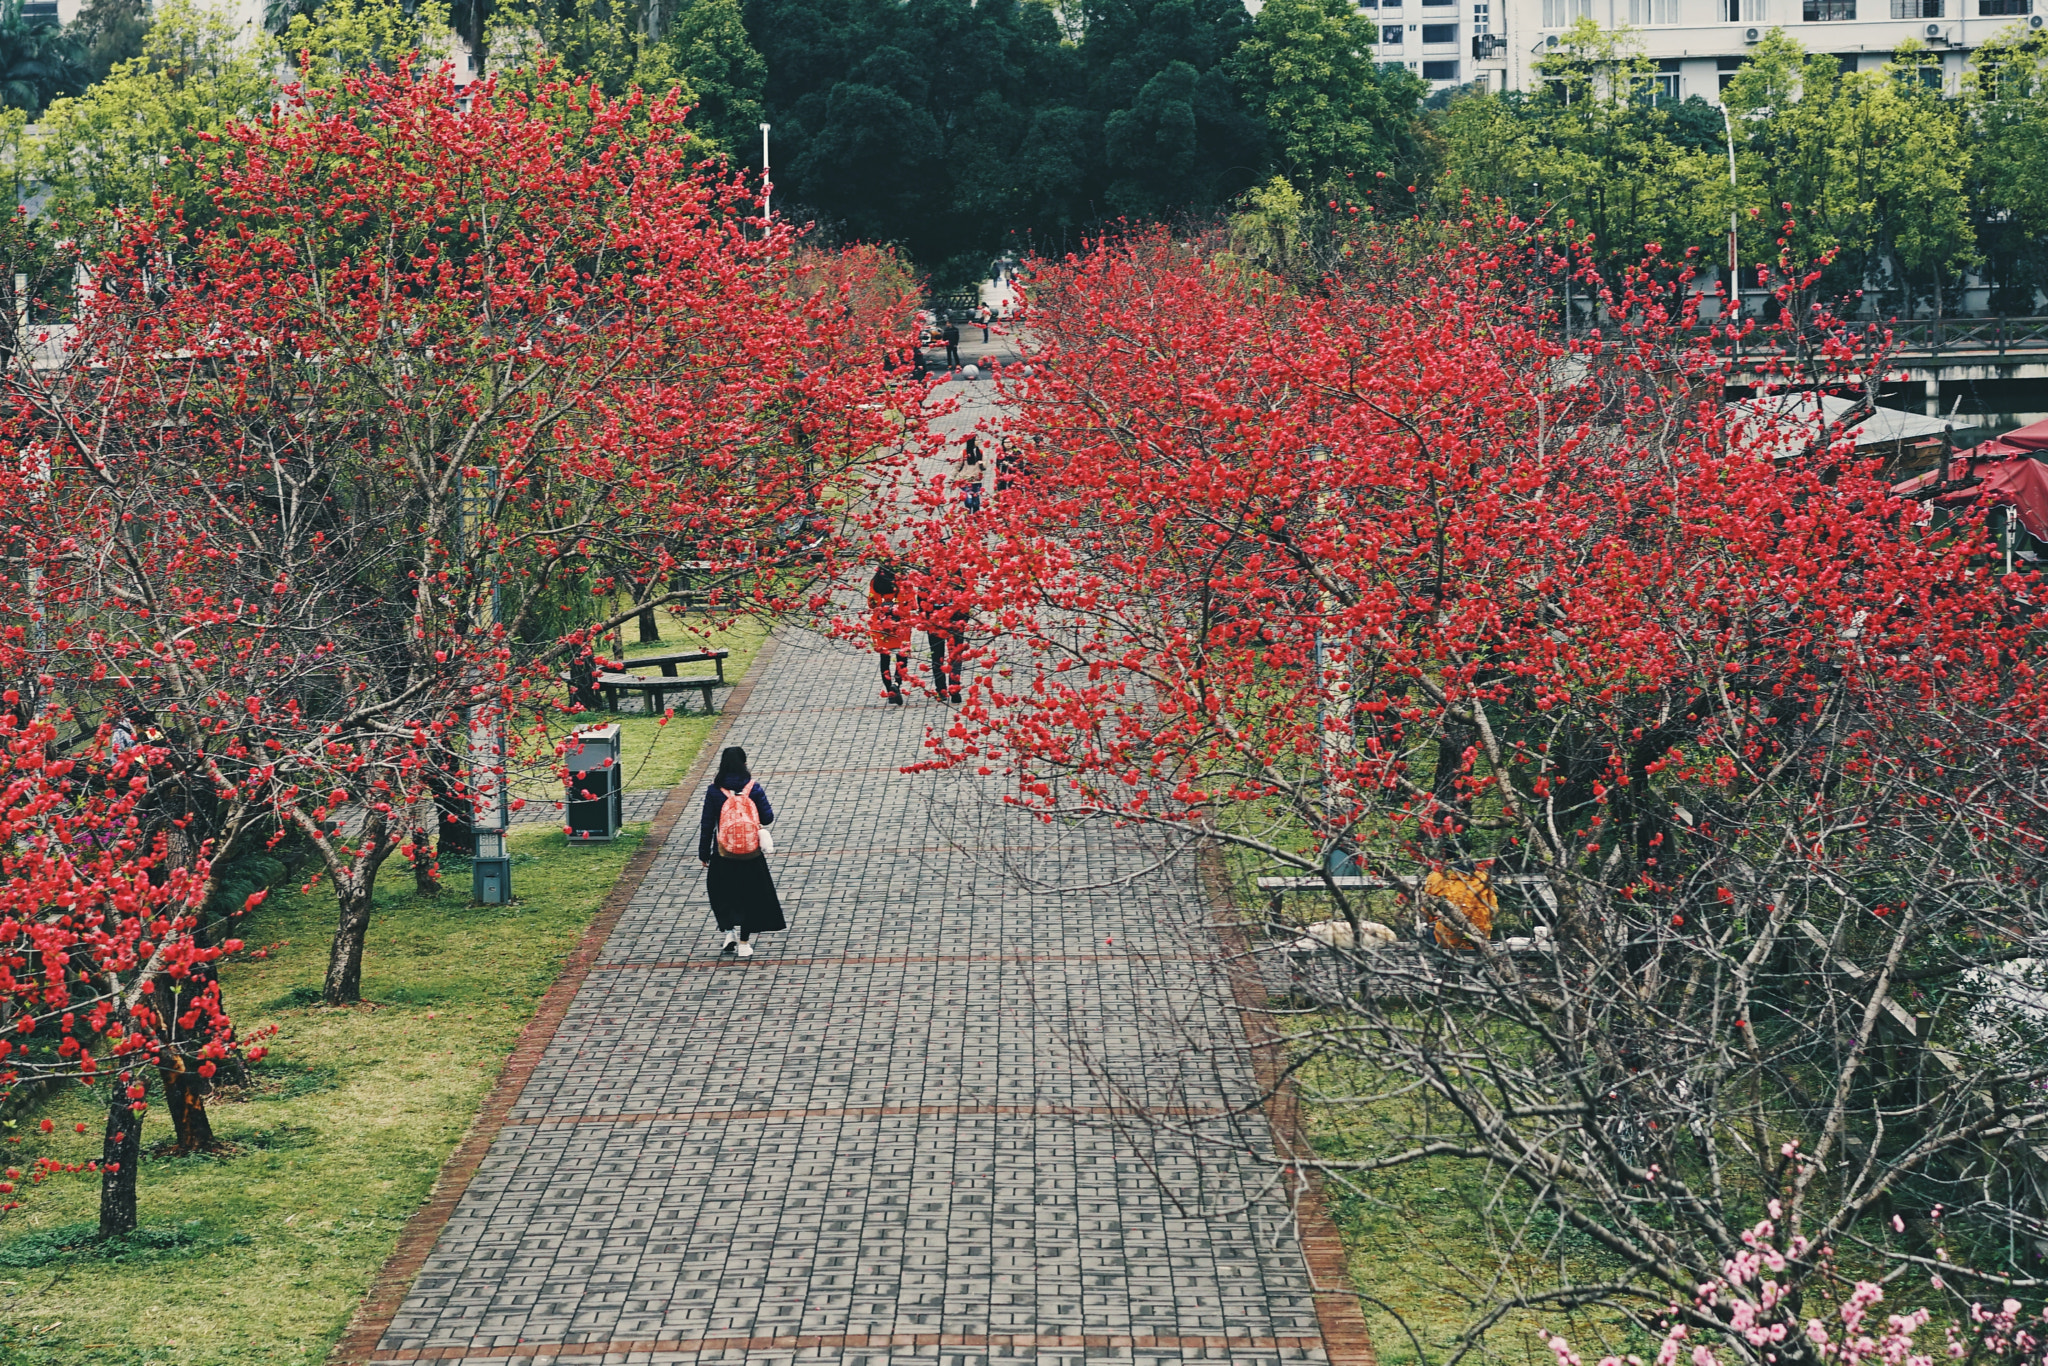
[328,627,787,1366]
[1202,851,1380,1366]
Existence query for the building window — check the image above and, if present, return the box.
[1422,21,1458,39]
[1473,0,1491,28]
[1384,24,1404,41]
[1422,58,1460,77]
[1803,0,1854,18]
[1629,0,1679,21]
[1891,0,1943,11]
[1542,0,1593,21]
[1979,0,2030,14]
[1726,0,1768,15]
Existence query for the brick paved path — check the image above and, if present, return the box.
[360,367,1345,1366]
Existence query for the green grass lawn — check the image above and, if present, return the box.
[0,826,644,1365]
[0,609,771,1365]
[0,609,763,1365]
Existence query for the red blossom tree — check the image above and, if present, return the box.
[883,223,2048,1344]
[0,698,271,1236]
[0,60,909,1005]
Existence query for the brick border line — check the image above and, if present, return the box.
[328,628,787,1366]
[1198,848,1379,1366]
[589,951,1184,970]
[515,1101,1233,1127]
[368,1329,1331,1362]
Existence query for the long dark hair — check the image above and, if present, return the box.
[871,563,897,595]
[715,746,751,790]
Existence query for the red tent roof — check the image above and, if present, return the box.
[1894,417,2048,542]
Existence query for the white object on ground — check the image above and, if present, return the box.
[1965,957,2045,1042]
[963,364,979,380]
[1282,918,1397,953]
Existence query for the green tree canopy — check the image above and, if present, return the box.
[31,0,270,229]
[1725,32,1974,310]
[666,0,765,152]
[1962,25,2048,311]
[1226,0,1418,196]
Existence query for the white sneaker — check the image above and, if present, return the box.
[736,940,755,959]
[721,930,738,954]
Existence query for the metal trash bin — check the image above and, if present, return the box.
[564,723,623,842]
[472,828,512,904]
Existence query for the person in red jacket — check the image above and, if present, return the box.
[870,563,912,705]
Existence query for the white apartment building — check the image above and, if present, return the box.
[1369,0,2044,96]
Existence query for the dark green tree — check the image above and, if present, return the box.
[66,0,148,82]
[1226,0,1420,196]
[667,0,765,151]
[0,0,86,117]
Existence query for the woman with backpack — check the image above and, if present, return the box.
[698,746,784,958]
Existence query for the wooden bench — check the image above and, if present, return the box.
[596,668,726,715]
[614,648,730,682]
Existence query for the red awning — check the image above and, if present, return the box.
[1894,417,2048,542]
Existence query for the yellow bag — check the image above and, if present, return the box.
[1424,868,1497,951]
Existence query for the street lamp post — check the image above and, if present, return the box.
[760,123,772,229]
[1720,104,1739,320]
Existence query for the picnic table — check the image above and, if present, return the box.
[612,649,730,682]
[595,648,731,714]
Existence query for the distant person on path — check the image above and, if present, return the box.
[869,563,912,704]
[951,435,984,513]
[978,304,992,343]
[698,746,784,958]
[994,439,1028,503]
[943,320,961,367]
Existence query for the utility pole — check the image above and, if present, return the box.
[1721,104,1740,320]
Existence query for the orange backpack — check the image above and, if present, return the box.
[716,787,763,859]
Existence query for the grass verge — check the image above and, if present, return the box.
[0,824,644,1364]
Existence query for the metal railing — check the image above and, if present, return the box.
[1838,316,2048,359]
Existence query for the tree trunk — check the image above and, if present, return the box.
[98,1089,143,1238]
[636,605,661,643]
[430,755,474,858]
[567,646,604,712]
[156,1056,218,1154]
[150,972,228,1145]
[324,881,375,1005]
[324,826,389,1006]
[411,807,441,897]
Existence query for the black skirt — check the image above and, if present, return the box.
[706,855,786,934]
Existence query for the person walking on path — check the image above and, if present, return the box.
[943,320,961,368]
[978,304,992,343]
[698,747,785,958]
[869,563,912,704]
[951,435,984,513]
[924,565,970,703]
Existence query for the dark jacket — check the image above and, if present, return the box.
[699,780,775,861]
